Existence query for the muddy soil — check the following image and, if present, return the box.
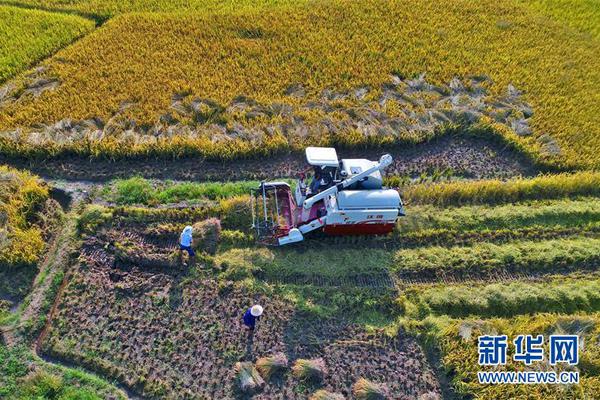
[1,135,537,183]
[40,220,441,399]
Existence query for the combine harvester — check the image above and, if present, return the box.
[252,147,405,245]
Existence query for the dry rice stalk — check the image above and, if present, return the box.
[310,389,345,400]
[352,378,388,400]
[255,352,289,380]
[291,358,327,382]
[234,362,265,393]
[192,217,221,255]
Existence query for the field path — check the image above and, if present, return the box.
[12,205,79,348]
[0,134,537,182]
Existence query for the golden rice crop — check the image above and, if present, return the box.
[234,361,265,393]
[9,0,304,19]
[403,171,600,206]
[0,5,94,82]
[524,0,600,40]
[427,313,600,399]
[0,165,49,267]
[1,0,600,167]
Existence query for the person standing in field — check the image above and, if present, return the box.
[243,305,263,332]
[179,225,195,266]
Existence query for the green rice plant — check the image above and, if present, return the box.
[76,205,113,235]
[107,201,251,231]
[112,206,214,224]
[400,197,600,233]
[220,230,254,247]
[219,196,253,231]
[403,171,600,206]
[155,180,268,202]
[106,177,272,205]
[310,389,345,400]
[17,371,67,399]
[392,237,600,280]
[0,6,94,82]
[113,176,156,205]
[352,378,388,400]
[262,248,391,282]
[255,352,288,380]
[291,358,327,382]
[0,343,123,399]
[214,248,270,280]
[408,277,600,318]
[395,196,600,246]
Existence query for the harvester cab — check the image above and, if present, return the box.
[251,147,405,245]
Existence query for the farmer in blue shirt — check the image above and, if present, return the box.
[243,305,263,331]
[179,226,195,266]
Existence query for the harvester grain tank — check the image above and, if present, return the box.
[251,147,404,245]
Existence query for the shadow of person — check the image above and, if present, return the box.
[243,328,256,361]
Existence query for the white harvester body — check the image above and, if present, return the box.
[251,147,404,245]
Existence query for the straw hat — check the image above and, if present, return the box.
[251,305,263,317]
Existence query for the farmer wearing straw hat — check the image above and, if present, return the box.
[243,305,263,331]
[179,225,195,266]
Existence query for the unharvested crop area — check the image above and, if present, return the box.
[7,0,305,19]
[0,5,94,82]
[0,0,600,168]
[525,0,600,40]
[0,165,59,301]
[2,0,600,399]
[414,313,600,399]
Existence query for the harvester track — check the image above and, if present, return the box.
[263,272,396,290]
[396,266,600,286]
[286,227,600,251]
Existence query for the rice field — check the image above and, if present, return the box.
[405,276,600,318]
[0,165,50,268]
[7,0,305,18]
[2,0,600,398]
[0,343,126,399]
[414,313,600,399]
[524,0,600,40]
[0,168,598,398]
[1,0,600,167]
[401,171,600,206]
[0,5,94,83]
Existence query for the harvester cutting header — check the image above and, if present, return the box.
[251,147,405,245]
